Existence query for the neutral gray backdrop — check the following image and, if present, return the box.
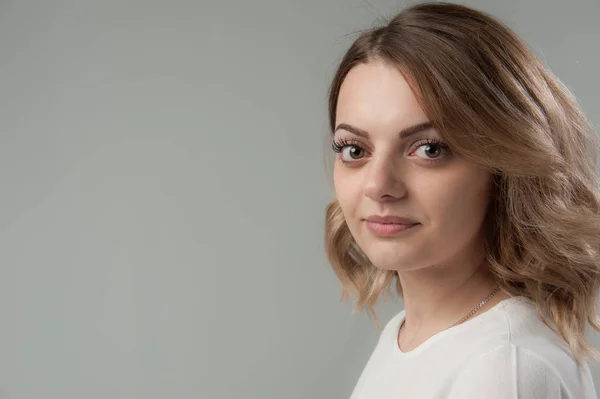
[0,0,598,398]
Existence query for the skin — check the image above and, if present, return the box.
[332,59,510,352]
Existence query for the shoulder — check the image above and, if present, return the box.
[499,297,584,374]
[381,309,405,337]
[448,344,562,398]
[448,340,595,398]
[447,298,596,398]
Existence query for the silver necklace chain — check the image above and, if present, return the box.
[400,285,501,333]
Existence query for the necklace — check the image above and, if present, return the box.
[399,285,501,334]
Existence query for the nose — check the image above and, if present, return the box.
[363,154,408,202]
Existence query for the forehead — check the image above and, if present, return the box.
[335,61,428,130]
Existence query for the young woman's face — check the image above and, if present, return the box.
[333,60,492,272]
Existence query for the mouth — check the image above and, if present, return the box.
[363,220,420,237]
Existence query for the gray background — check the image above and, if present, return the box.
[0,0,598,398]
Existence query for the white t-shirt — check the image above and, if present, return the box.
[349,296,598,398]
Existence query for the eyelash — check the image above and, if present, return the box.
[331,137,362,153]
[331,137,451,164]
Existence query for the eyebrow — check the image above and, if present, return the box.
[334,121,435,140]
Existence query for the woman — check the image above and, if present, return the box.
[324,2,600,398]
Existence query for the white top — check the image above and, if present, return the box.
[349,296,598,398]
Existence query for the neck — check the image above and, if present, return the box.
[397,249,508,337]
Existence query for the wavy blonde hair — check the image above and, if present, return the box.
[324,2,600,365]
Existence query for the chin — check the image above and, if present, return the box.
[358,240,417,271]
[370,258,414,271]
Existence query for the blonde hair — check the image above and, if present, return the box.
[325,2,600,365]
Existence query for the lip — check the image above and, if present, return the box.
[364,215,418,224]
[363,215,419,237]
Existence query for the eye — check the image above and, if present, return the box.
[341,146,366,161]
[412,139,450,160]
[332,138,366,162]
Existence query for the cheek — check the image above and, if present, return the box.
[414,169,491,231]
[333,166,360,216]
